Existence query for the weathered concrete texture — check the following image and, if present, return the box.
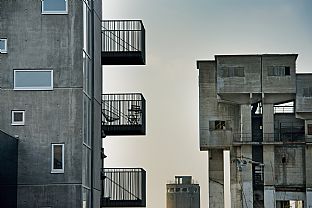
[17,184,82,208]
[274,145,305,186]
[0,89,83,185]
[216,55,261,94]
[0,0,83,89]
[231,147,243,208]
[262,55,297,94]
[209,150,224,208]
[241,145,253,208]
[198,61,240,149]
[263,104,274,142]
[296,74,312,114]
[241,104,252,142]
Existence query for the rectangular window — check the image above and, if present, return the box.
[220,67,244,77]
[268,66,291,76]
[303,87,312,97]
[0,38,7,53]
[308,124,312,135]
[14,70,53,90]
[42,0,68,14]
[11,110,25,126]
[51,144,64,173]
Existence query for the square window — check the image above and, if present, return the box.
[14,70,53,90]
[11,110,25,126]
[42,0,68,14]
[51,144,64,173]
[0,38,7,53]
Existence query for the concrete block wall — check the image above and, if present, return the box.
[296,74,312,114]
[274,145,305,186]
[216,55,261,95]
[262,55,297,94]
[0,0,104,207]
[198,61,240,149]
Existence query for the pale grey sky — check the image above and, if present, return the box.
[103,1,312,207]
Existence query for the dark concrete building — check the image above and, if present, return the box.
[0,130,18,208]
[197,54,312,208]
[166,176,200,208]
[0,1,146,207]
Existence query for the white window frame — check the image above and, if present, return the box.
[14,69,53,90]
[11,110,25,126]
[41,0,68,14]
[51,144,65,173]
[0,38,7,54]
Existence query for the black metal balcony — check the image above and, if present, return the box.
[101,168,146,207]
[102,93,146,136]
[102,20,145,65]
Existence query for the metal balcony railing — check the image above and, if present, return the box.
[102,93,146,136]
[101,168,146,207]
[233,133,305,143]
[101,20,145,65]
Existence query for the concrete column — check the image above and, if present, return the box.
[240,104,252,142]
[241,145,253,208]
[306,189,312,208]
[209,149,224,208]
[306,145,312,208]
[231,147,243,208]
[262,104,274,142]
[264,186,276,208]
[263,104,276,208]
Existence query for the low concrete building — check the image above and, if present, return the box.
[197,54,311,208]
[166,176,200,208]
[0,130,18,208]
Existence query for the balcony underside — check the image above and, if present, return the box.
[102,124,146,136]
[101,199,145,207]
[101,51,145,65]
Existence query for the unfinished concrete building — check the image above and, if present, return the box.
[197,54,312,208]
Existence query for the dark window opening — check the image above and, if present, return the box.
[182,188,188,192]
[220,67,245,77]
[308,124,312,135]
[285,67,290,75]
[268,66,291,76]
[215,121,226,130]
[282,156,287,164]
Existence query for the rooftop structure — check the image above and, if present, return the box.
[166,176,200,208]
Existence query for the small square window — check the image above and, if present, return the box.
[42,0,68,14]
[51,144,64,173]
[11,110,25,126]
[0,38,7,53]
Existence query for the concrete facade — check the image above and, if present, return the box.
[0,1,102,207]
[166,176,200,208]
[197,54,312,208]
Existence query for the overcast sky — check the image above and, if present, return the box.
[102,1,312,207]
